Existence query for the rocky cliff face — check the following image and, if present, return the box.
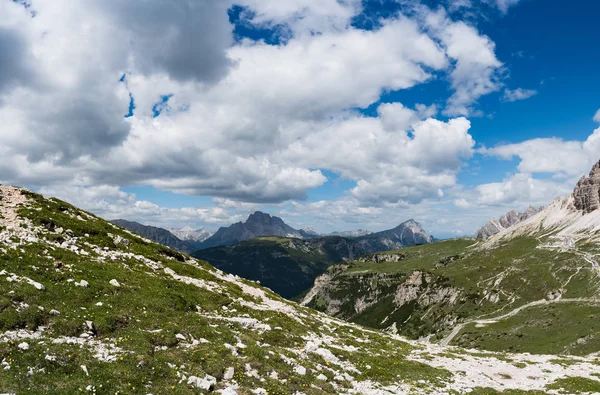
[475,206,542,239]
[573,160,600,213]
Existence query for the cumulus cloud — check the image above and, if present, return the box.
[594,109,600,123]
[482,127,600,177]
[0,0,506,212]
[473,173,571,206]
[423,9,503,116]
[503,87,537,102]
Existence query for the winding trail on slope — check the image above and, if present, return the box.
[441,238,600,347]
[440,297,600,346]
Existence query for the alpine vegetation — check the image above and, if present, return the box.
[1,187,600,393]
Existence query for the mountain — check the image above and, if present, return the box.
[302,160,600,357]
[110,219,203,253]
[3,187,596,393]
[481,159,600,247]
[329,229,372,237]
[166,226,212,242]
[474,205,542,239]
[194,219,432,299]
[353,219,432,250]
[198,211,319,249]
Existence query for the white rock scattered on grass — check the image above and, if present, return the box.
[81,365,89,376]
[45,355,56,361]
[187,375,216,390]
[316,373,328,381]
[2,358,11,370]
[75,280,89,287]
[223,367,235,380]
[109,279,120,287]
[175,333,186,340]
[49,309,60,315]
[219,387,238,395]
[293,365,306,376]
[17,342,29,350]
[95,302,103,306]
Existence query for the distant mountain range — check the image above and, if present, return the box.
[474,205,542,239]
[166,226,212,242]
[110,219,205,253]
[112,212,433,298]
[193,218,432,298]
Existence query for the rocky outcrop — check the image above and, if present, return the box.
[573,160,600,213]
[475,206,542,239]
[356,253,406,263]
[394,271,460,308]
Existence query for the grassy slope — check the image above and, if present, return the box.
[305,237,600,355]
[1,188,600,394]
[0,190,449,394]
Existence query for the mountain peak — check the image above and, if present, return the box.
[573,160,600,213]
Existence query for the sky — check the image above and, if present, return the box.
[1,0,599,238]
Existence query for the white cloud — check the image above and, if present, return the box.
[473,173,571,206]
[423,9,503,116]
[594,109,600,123]
[503,88,537,102]
[482,127,600,177]
[453,198,470,208]
[492,0,521,14]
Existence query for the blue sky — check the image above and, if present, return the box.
[1,0,599,238]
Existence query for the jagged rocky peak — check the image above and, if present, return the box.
[573,160,600,213]
[246,211,283,225]
[475,205,542,239]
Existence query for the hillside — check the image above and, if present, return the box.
[192,236,371,299]
[303,160,600,357]
[2,186,600,393]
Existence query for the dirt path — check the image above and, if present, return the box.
[0,186,27,229]
[440,297,600,346]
